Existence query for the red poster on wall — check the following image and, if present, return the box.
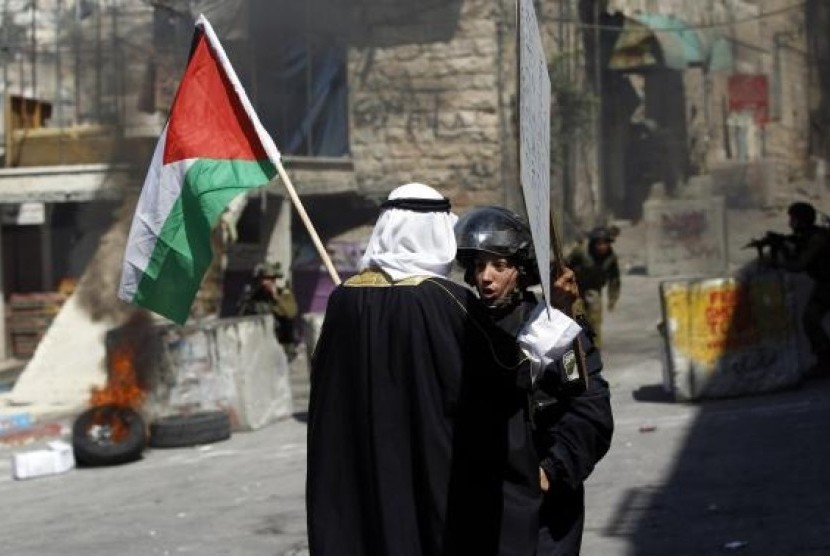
[728,74,769,126]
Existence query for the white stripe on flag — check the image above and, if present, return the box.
[118,127,194,302]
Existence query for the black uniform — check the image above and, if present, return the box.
[306,270,540,556]
[490,292,614,556]
[779,225,830,365]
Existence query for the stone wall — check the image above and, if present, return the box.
[643,195,728,277]
[756,0,811,182]
[348,0,516,212]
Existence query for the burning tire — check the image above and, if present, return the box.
[148,411,231,448]
[72,404,147,466]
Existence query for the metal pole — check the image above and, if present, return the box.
[304,2,313,155]
[56,0,63,163]
[111,0,120,125]
[95,0,101,122]
[31,0,37,98]
[2,0,8,111]
[593,0,603,215]
[73,0,81,124]
[0,0,6,357]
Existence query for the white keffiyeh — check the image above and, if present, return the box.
[360,183,459,281]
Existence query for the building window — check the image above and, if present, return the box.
[249,0,349,157]
[151,1,349,158]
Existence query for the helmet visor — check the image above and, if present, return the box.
[455,206,532,258]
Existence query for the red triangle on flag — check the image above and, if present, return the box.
[163,28,268,165]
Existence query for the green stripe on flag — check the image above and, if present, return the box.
[133,158,276,324]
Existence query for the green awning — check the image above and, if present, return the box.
[609,13,733,72]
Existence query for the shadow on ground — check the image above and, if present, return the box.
[610,377,830,555]
[631,384,674,404]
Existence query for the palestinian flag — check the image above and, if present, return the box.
[118,15,280,324]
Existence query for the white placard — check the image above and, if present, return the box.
[518,0,551,309]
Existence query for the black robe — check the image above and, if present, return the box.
[306,272,540,556]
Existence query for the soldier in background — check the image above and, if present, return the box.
[237,261,299,359]
[771,202,830,376]
[565,226,621,348]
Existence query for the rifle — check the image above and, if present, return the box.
[743,231,792,263]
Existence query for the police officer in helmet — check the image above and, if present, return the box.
[455,206,614,555]
[456,206,540,319]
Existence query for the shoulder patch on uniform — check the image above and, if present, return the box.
[562,350,579,382]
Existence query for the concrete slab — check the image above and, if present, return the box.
[142,315,293,431]
[1,293,116,417]
[0,164,128,203]
[659,270,804,401]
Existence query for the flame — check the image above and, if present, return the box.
[90,344,146,410]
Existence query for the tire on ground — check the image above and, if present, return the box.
[148,411,231,448]
[72,404,147,466]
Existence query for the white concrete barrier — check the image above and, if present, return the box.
[139,314,292,431]
[659,268,806,401]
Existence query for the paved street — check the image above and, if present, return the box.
[584,274,830,556]
[1,211,829,555]
[0,413,309,556]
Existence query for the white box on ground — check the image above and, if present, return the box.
[11,440,75,480]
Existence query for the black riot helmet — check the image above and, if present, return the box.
[454,206,540,287]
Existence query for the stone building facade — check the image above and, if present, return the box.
[591,0,815,217]
[2,0,822,326]
[347,0,517,209]
[290,0,595,239]
[150,0,820,315]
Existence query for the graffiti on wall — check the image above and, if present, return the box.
[645,198,728,275]
[658,209,722,261]
[661,210,706,240]
[661,273,802,399]
[664,279,790,365]
[352,72,489,141]
[353,93,479,140]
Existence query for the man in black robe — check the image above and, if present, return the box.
[307,183,556,556]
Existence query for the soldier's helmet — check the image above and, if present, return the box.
[254,261,283,279]
[454,206,539,286]
[588,226,616,243]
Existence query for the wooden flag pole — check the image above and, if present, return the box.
[275,161,342,286]
[195,17,340,287]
